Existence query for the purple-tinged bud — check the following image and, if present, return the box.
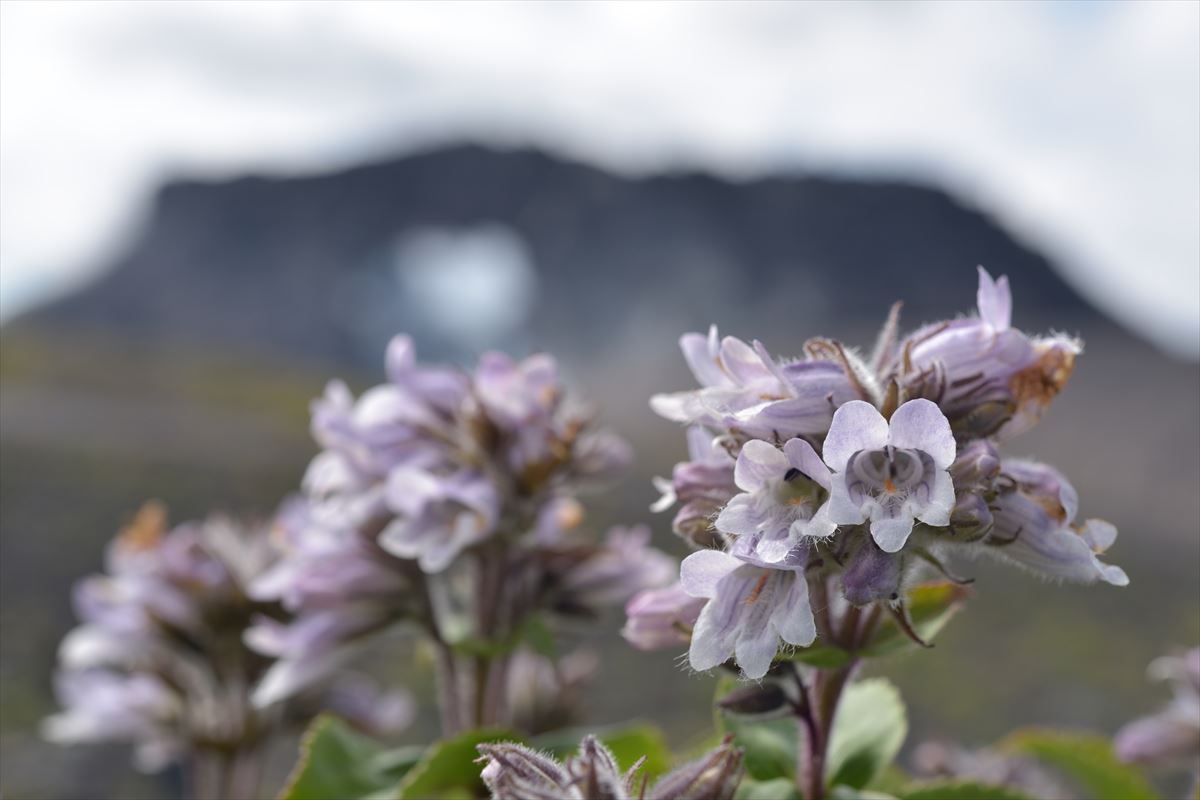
[949,440,1001,491]
[841,539,903,606]
[622,582,704,651]
[478,735,634,800]
[985,459,1127,586]
[646,736,744,800]
[884,268,1079,443]
[949,492,994,542]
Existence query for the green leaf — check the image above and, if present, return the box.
[900,781,1034,800]
[861,583,969,658]
[533,722,674,780]
[719,712,800,782]
[279,714,419,800]
[825,678,907,790]
[395,728,523,800]
[999,729,1160,800]
[734,777,802,800]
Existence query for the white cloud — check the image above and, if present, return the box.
[1,0,1196,356]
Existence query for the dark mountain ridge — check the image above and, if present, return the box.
[12,144,1100,368]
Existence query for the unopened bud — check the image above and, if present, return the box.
[950,492,994,542]
[716,683,789,717]
[842,540,903,606]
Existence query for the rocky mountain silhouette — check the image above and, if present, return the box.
[13,144,1100,368]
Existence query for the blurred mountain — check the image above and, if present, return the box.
[11,144,1100,367]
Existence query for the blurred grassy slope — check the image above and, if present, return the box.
[2,321,1198,797]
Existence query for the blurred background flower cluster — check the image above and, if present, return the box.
[1,2,1197,797]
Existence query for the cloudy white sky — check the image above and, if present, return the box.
[1,1,1197,356]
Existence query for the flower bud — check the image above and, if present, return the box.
[949,492,994,542]
[716,683,790,717]
[646,736,744,800]
[622,582,704,651]
[841,539,903,606]
[949,440,1001,491]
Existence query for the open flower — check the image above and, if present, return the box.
[985,459,1128,586]
[651,326,856,440]
[823,399,956,553]
[379,468,499,573]
[681,541,816,679]
[716,438,836,562]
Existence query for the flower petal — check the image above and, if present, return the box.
[888,399,956,469]
[976,266,1012,331]
[823,401,889,472]
[680,549,740,598]
[870,516,914,553]
[914,470,955,528]
[771,572,816,647]
[782,438,832,490]
[735,440,789,491]
[825,478,867,526]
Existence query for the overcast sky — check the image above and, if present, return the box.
[2,1,1197,356]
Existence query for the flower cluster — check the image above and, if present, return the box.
[477,735,744,800]
[632,267,1126,678]
[42,503,283,771]
[249,337,673,721]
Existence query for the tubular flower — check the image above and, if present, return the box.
[651,326,857,440]
[715,438,836,562]
[823,399,956,553]
[681,542,816,679]
[985,459,1128,586]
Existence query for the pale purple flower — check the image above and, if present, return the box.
[379,468,500,573]
[681,541,816,679]
[823,399,957,553]
[43,670,183,772]
[622,582,705,651]
[247,497,414,705]
[884,267,1079,441]
[986,459,1127,586]
[1115,648,1200,767]
[716,438,836,563]
[46,505,284,772]
[651,426,737,547]
[651,326,857,440]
